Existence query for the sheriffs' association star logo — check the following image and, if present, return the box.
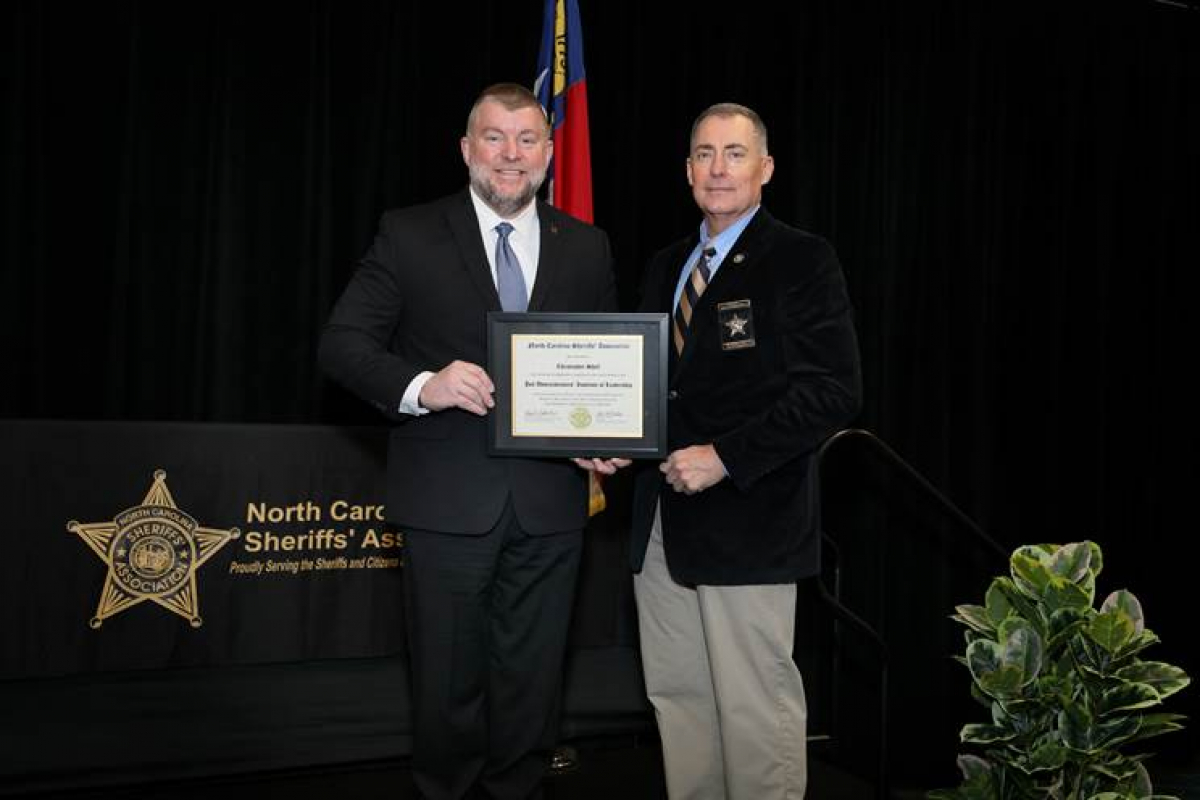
[724,314,749,337]
[67,470,240,629]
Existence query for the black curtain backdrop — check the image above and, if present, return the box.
[5,0,1200,777]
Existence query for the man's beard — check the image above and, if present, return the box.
[469,163,546,218]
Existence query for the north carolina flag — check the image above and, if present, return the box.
[535,0,593,224]
[535,0,604,515]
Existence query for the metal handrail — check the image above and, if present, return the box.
[813,427,1005,799]
[817,428,1007,561]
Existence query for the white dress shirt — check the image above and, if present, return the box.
[398,191,541,415]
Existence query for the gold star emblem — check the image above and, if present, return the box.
[724,314,749,337]
[67,470,240,629]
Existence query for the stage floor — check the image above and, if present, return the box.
[9,737,1197,800]
[8,738,892,800]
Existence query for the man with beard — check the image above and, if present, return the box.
[319,83,618,799]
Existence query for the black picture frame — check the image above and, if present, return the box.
[487,312,669,458]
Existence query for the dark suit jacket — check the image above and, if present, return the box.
[630,208,861,585]
[319,190,617,535]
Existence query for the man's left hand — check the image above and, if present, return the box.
[660,444,726,494]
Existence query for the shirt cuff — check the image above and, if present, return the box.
[398,371,434,416]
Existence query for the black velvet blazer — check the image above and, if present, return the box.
[630,208,862,584]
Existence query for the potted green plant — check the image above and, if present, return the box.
[930,541,1190,799]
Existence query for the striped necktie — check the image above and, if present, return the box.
[673,247,716,354]
[494,222,528,312]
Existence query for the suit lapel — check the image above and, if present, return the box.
[674,210,775,375]
[445,191,503,311]
[528,203,562,312]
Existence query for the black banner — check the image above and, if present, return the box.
[1,420,405,679]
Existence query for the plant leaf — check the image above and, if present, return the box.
[1089,609,1136,653]
[985,579,1013,625]
[1095,714,1142,749]
[960,722,1013,744]
[1072,635,1108,675]
[1085,540,1104,577]
[1026,737,1069,772]
[1012,549,1053,600]
[967,638,1002,675]
[1060,702,1097,752]
[993,577,1045,630]
[969,681,992,709]
[1115,629,1161,662]
[1002,624,1043,686]
[968,639,1029,698]
[1101,590,1145,635]
[1116,662,1192,700]
[989,700,1009,727]
[1043,575,1093,615]
[930,757,997,799]
[1049,541,1093,582]
[1131,761,1153,798]
[1099,682,1161,715]
[1047,606,1090,651]
[1125,712,1188,745]
[954,604,996,636]
[982,666,1026,698]
[1087,754,1143,782]
[956,754,992,781]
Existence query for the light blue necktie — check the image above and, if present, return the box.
[494,222,528,312]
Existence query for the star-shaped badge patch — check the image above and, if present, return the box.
[716,299,756,350]
[724,314,749,337]
[68,470,240,628]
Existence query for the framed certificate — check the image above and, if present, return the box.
[487,312,669,458]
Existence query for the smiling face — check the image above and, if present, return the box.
[461,98,552,218]
[686,112,774,235]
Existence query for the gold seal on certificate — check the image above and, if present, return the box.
[487,313,668,458]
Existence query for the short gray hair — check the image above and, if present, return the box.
[689,102,769,155]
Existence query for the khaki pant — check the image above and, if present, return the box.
[635,507,808,800]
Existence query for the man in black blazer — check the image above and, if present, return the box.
[629,103,862,798]
[319,83,617,800]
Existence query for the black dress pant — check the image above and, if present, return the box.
[403,499,583,800]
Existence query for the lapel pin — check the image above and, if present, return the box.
[732,253,746,264]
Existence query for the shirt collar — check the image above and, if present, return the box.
[698,205,760,267]
[468,187,538,238]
